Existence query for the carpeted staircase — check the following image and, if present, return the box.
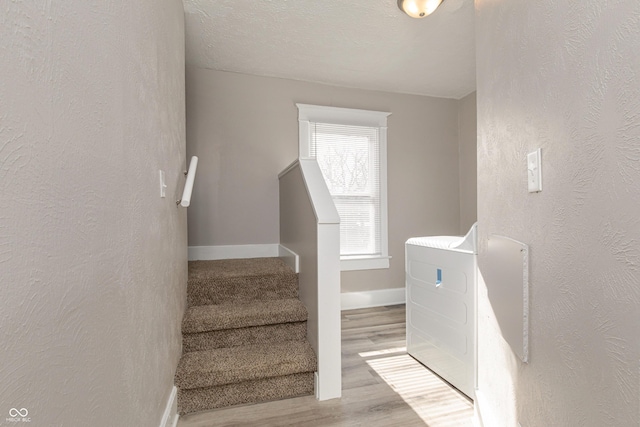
[175,257,317,414]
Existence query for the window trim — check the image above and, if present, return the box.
[297,104,391,271]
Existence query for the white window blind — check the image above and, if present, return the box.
[310,122,381,257]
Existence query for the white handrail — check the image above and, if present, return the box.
[179,156,198,207]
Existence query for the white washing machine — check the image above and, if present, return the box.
[405,223,477,399]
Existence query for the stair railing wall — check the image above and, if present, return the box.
[278,159,342,401]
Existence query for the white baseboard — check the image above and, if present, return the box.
[341,288,406,310]
[278,245,300,273]
[159,386,178,427]
[188,244,279,261]
[314,372,319,399]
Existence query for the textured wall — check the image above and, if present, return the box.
[457,92,477,233]
[0,1,186,426]
[186,68,462,293]
[476,1,640,425]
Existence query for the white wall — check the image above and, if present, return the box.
[476,1,640,425]
[186,68,465,293]
[458,92,477,233]
[0,1,187,426]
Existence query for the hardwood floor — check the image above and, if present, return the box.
[177,305,473,426]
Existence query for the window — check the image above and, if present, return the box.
[297,104,391,271]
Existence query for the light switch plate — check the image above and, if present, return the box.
[527,149,542,193]
[159,170,167,198]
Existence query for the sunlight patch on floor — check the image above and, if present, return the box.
[358,346,407,358]
[366,353,474,427]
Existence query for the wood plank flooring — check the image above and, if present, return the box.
[177,305,473,427]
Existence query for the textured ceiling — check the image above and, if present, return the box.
[183,0,476,99]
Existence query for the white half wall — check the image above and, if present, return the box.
[279,160,341,401]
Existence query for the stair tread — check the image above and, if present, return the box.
[188,257,295,280]
[175,340,317,390]
[187,257,298,306]
[182,299,308,334]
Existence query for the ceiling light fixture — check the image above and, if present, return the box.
[397,0,444,18]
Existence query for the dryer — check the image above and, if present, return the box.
[405,223,477,398]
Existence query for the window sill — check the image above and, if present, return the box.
[340,256,391,271]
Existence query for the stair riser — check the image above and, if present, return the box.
[187,275,298,307]
[178,373,314,415]
[183,322,308,353]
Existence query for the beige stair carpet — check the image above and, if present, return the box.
[187,258,299,306]
[182,299,308,333]
[181,298,309,352]
[178,372,314,415]
[183,322,308,353]
[176,257,317,415]
[175,340,317,390]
